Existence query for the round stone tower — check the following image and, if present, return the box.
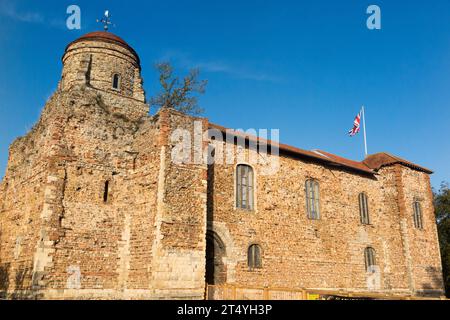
[61,31,146,102]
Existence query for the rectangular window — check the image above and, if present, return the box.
[236,165,254,210]
[359,193,370,225]
[306,180,320,220]
[103,181,109,203]
[112,74,120,90]
[413,201,423,229]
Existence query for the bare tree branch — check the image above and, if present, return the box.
[150,62,207,115]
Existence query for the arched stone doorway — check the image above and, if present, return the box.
[205,231,227,285]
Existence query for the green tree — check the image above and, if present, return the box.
[150,62,207,116]
[435,182,450,297]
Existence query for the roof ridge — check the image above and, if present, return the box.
[209,123,375,175]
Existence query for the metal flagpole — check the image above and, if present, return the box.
[362,106,368,158]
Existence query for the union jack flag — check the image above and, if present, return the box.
[349,110,362,137]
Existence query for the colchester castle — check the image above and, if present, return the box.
[0,31,445,299]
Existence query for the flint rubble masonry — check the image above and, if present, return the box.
[0,31,444,299]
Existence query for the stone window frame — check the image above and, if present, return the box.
[364,247,377,272]
[305,178,321,220]
[247,243,263,270]
[112,73,121,91]
[413,198,424,230]
[359,192,371,225]
[234,163,257,212]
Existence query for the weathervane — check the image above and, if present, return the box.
[96,10,114,31]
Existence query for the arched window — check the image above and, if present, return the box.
[236,164,254,210]
[305,179,320,220]
[359,193,370,225]
[248,244,262,269]
[112,74,120,90]
[413,200,423,229]
[364,247,376,272]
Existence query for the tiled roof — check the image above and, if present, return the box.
[209,123,432,175]
[209,124,375,175]
[311,150,374,174]
[363,152,433,174]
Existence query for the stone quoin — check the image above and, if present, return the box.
[0,31,445,300]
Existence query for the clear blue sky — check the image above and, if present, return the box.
[0,0,449,188]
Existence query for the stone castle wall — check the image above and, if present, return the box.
[147,110,209,299]
[397,166,443,295]
[0,33,444,299]
[61,39,145,103]
[0,91,444,298]
[0,88,209,300]
[206,141,444,297]
[0,110,51,299]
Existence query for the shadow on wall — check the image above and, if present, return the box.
[420,266,446,298]
[0,264,10,299]
[11,265,33,300]
[207,150,215,223]
[0,263,42,300]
